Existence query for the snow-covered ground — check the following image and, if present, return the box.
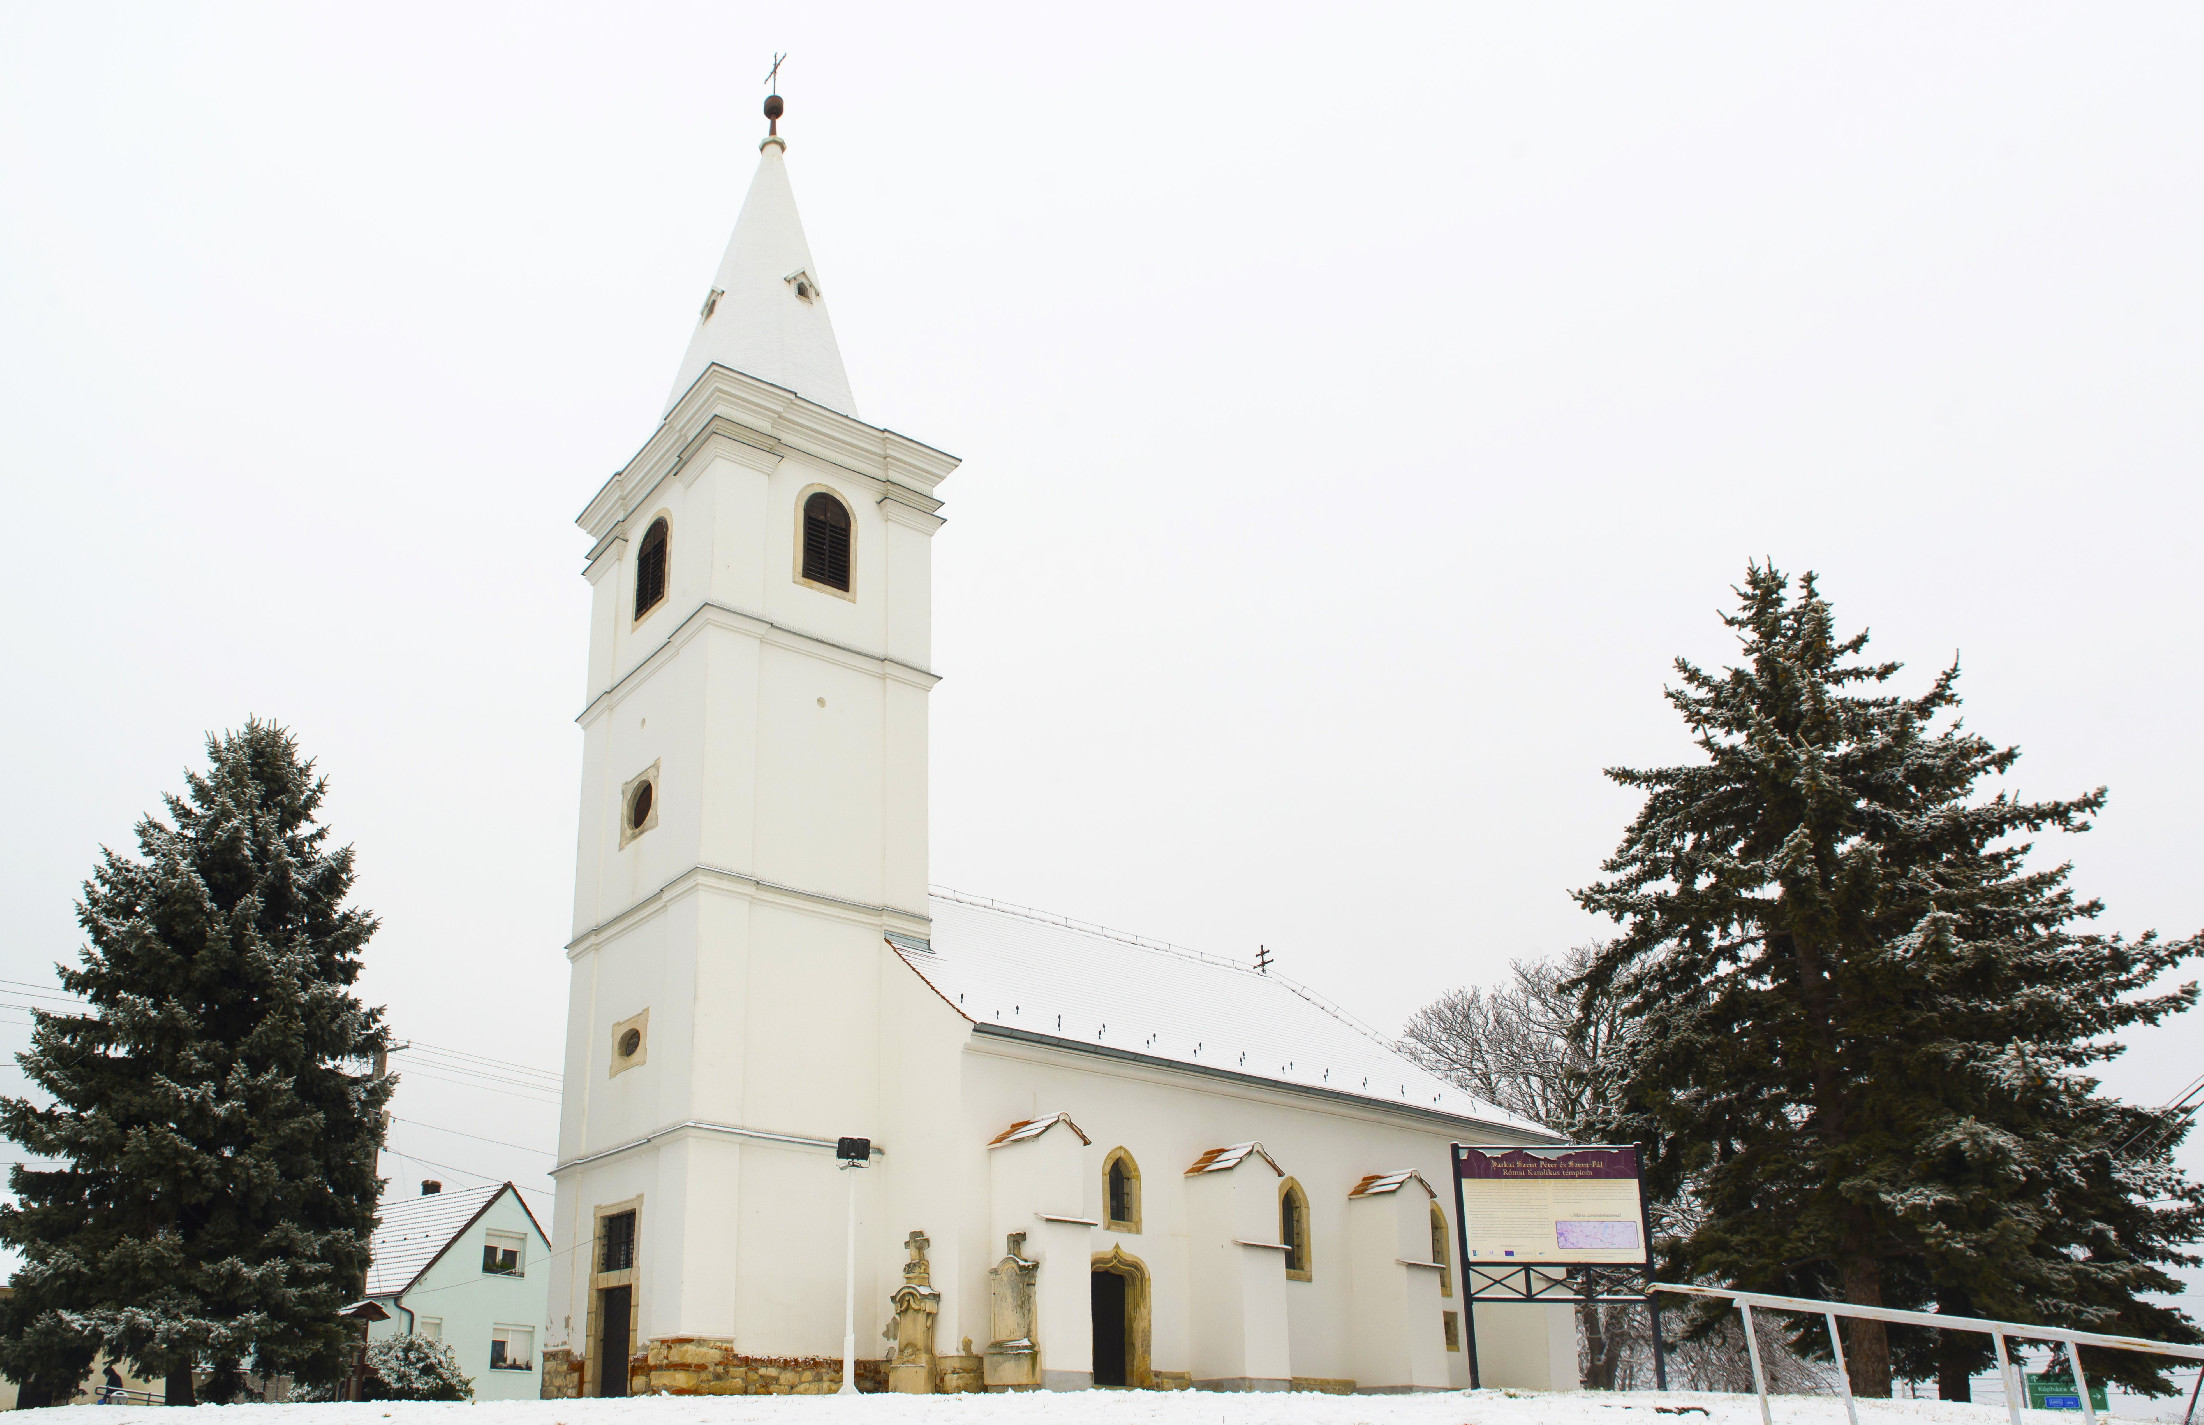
[56,1393,2192,1425]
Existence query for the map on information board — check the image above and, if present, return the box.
[1453,1145,1648,1267]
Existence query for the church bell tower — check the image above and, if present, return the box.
[543,90,956,1395]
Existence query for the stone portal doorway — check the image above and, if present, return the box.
[596,1285,631,1397]
[1089,1246,1152,1388]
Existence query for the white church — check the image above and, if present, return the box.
[540,95,1578,1399]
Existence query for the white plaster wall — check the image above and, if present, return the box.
[950,1031,1565,1392]
[551,373,950,1377]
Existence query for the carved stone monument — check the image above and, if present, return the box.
[983,1231,1040,1390]
[887,1230,941,1394]
[936,1335,984,1394]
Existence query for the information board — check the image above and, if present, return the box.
[1453,1144,1649,1267]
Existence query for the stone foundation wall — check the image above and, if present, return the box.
[540,1348,580,1400]
[635,1339,889,1396]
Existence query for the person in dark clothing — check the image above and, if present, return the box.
[100,1364,123,1403]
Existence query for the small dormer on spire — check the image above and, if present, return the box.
[662,70,857,418]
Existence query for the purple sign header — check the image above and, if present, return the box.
[1455,1145,1640,1182]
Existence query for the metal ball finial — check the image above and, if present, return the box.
[764,92,784,137]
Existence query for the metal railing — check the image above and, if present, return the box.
[1655,1282,2204,1425]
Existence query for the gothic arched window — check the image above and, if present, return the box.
[634,517,669,620]
[1280,1179,1311,1281]
[1431,1202,1453,1297]
[1103,1148,1142,1233]
[801,491,852,592]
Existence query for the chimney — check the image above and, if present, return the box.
[420,1180,442,1195]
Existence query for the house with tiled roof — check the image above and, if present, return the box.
[365,1181,549,1401]
[539,95,1577,1402]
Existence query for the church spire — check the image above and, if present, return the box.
[663,88,857,418]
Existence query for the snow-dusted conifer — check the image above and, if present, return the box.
[0,721,391,1404]
[1575,566,2201,1398]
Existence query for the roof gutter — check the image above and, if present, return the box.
[970,1023,1566,1144]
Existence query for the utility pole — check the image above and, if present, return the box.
[835,1137,871,1395]
[369,1042,408,1188]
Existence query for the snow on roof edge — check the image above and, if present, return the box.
[930,887,1410,1053]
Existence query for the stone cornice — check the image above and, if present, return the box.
[579,366,957,549]
[579,598,939,726]
[567,860,932,959]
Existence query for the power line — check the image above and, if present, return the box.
[394,1058,561,1096]
[380,1145,548,1190]
[401,1040,561,1085]
[391,1116,554,1157]
[386,1066,559,1107]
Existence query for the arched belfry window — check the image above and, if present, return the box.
[1431,1202,1453,1298]
[1103,1148,1142,1233]
[800,491,852,592]
[634,518,669,620]
[1280,1179,1312,1281]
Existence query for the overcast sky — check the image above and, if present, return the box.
[3,2,2199,1306]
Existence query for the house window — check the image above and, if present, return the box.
[634,518,669,620]
[1432,1203,1453,1298]
[1103,1148,1141,1233]
[483,1229,525,1276]
[601,1210,638,1272]
[490,1326,534,1372]
[1443,1310,1461,1353]
[1280,1179,1311,1281]
[800,491,851,592]
[418,1318,442,1341]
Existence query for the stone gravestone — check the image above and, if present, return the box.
[983,1231,1041,1390]
[887,1230,941,1393]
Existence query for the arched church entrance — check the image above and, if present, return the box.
[1089,1246,1152,1388]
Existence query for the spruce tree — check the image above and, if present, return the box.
[0,721,391,1403]
[1574,565,2201,1398]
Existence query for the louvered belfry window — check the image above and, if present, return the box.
[801,492,851,591]
[634,518,669,617]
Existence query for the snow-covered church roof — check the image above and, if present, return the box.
[896,891,1558,1141]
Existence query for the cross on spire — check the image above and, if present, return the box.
[764,52,786,95]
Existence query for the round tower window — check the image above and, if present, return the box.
[629,781,653,829]
[618,1028,642,1059]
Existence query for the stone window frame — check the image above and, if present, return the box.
[1431,1201,1453,1298]
[792,484,857,601]
[631,513,672,628]
[1102,1146,1142,1234]
[619,761,660,848]
[586,1196,642,1399]
[1279,1178,1312,1282]
[609,1008,649,1078]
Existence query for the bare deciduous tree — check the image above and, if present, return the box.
[1402,949,1839,1395]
